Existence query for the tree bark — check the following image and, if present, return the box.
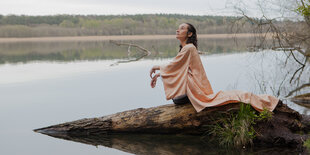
[34,102,310,148]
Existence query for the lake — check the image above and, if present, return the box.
[0,37,309,154]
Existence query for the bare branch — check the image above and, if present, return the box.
[286,83,310,97]
[109,40,151,66]
[110,40,151,55]
[289,65,304,83]
[291,50,306,66]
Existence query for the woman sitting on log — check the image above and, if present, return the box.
[149,23,280,112]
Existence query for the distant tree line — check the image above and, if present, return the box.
[0,14,257,37]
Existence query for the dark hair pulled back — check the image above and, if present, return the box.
[179,23,198,52]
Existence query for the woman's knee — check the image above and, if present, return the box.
[172,95,191,105]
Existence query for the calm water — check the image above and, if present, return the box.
[0,38,309,155]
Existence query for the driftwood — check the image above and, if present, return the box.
[108,40,209,66]
[109,40,151,66]
[34,102,310,149]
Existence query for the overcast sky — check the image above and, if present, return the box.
[0,0,248,16]
[0,0,287,17]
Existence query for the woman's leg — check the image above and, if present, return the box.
[172,94,191,105]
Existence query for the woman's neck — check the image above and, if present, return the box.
[180,39,187,47]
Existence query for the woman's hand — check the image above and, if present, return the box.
[151,73,160,88]
[150,65,160,78]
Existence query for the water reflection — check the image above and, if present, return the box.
[39,133,302,155]
[1,38,309,154]
[0,38,309,109]
[0,38,251,64]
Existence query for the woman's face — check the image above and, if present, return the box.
[176,23,189,41]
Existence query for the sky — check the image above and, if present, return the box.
[0,0,292,18]
[0,0,254,16]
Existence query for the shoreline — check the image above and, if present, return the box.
[0,33,268,43]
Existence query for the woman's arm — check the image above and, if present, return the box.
[150,65,160,78]
[150,65,161,88]
[150,73,160,88]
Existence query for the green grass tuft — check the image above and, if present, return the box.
[304,138,310,150]
[202,103,272,148]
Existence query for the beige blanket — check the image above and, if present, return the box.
[160,44,279,112]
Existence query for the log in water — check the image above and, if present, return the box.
[34,102,310,148]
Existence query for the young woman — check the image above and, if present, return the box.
[150,23,279,112]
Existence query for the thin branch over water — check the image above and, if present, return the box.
[109,40,151,66]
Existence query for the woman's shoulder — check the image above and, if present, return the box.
[184,43,195,48]
[182,43,197,51]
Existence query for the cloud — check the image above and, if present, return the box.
[0,0,231,15]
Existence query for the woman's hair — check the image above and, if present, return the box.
[179,23,198,52]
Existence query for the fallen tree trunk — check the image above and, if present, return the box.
[34,102,310,148]
[35,103,235,135]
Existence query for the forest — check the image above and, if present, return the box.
[0,14,255,37]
